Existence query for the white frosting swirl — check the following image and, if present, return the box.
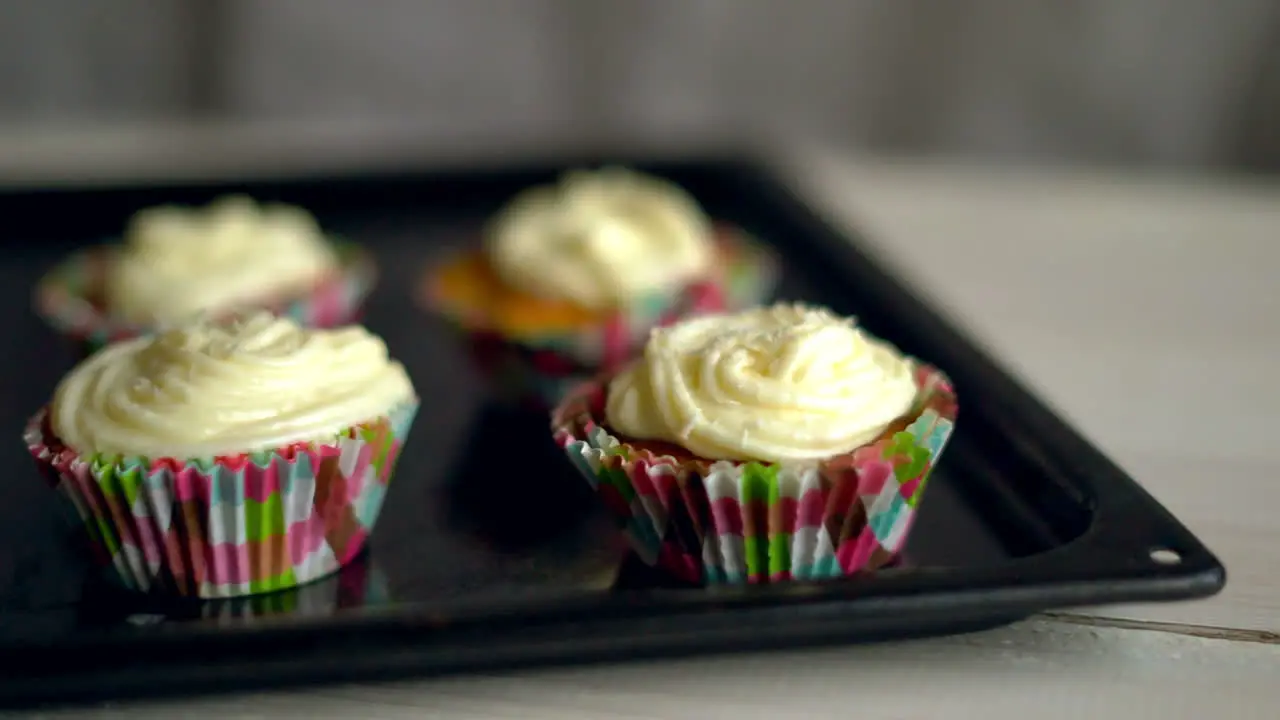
[51,311,415,459]
[104,195,339,324]
[485,167,714,310]
[605,304,917,464]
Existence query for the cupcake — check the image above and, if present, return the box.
[423,167,777,409]
[553,303,957,586]
[24,311,418,599]
[35,195,376,354]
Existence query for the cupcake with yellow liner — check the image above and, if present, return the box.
[35,195,376,354]
[423,167,777,408]
[553,303,957,586]
[24,310,418,599]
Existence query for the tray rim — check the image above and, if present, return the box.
[0,152,1226,709]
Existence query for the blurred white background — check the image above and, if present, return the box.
[3,0,1280,170]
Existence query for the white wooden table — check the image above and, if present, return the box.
[2,126,1276,719]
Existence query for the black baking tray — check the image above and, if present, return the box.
[0,154,1224,709]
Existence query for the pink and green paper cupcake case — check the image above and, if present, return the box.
[440,227,777,409]
[715,228,778,314]
[34,240,377,354]
[553,365,957,586]
[197,554,391,622]
[464,336,590,411]
[25,400,417,599]
[497,228,777,370]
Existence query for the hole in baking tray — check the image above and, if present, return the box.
[1149,548,1182,565]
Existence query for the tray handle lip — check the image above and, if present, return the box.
[0,555,1224,700]
[0,529,1224,658]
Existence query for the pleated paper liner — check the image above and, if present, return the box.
[33,240,377,356]
[197,551,390,623]
[553,365,957,586]
[609,548,911,591]
[428,226,778,410]
[24,400,418,600]
[113,552,391,627]
[461,332,605,412]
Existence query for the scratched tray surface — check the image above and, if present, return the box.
[0,160,1222,707]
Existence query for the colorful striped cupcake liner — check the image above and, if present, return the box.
[34,239,377,355]
[197,555,390,623]
[122,555,390,626]
[24,400,417,599]
[553,364,957,585]
[464,334,593,412]
[439,227,778,410]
